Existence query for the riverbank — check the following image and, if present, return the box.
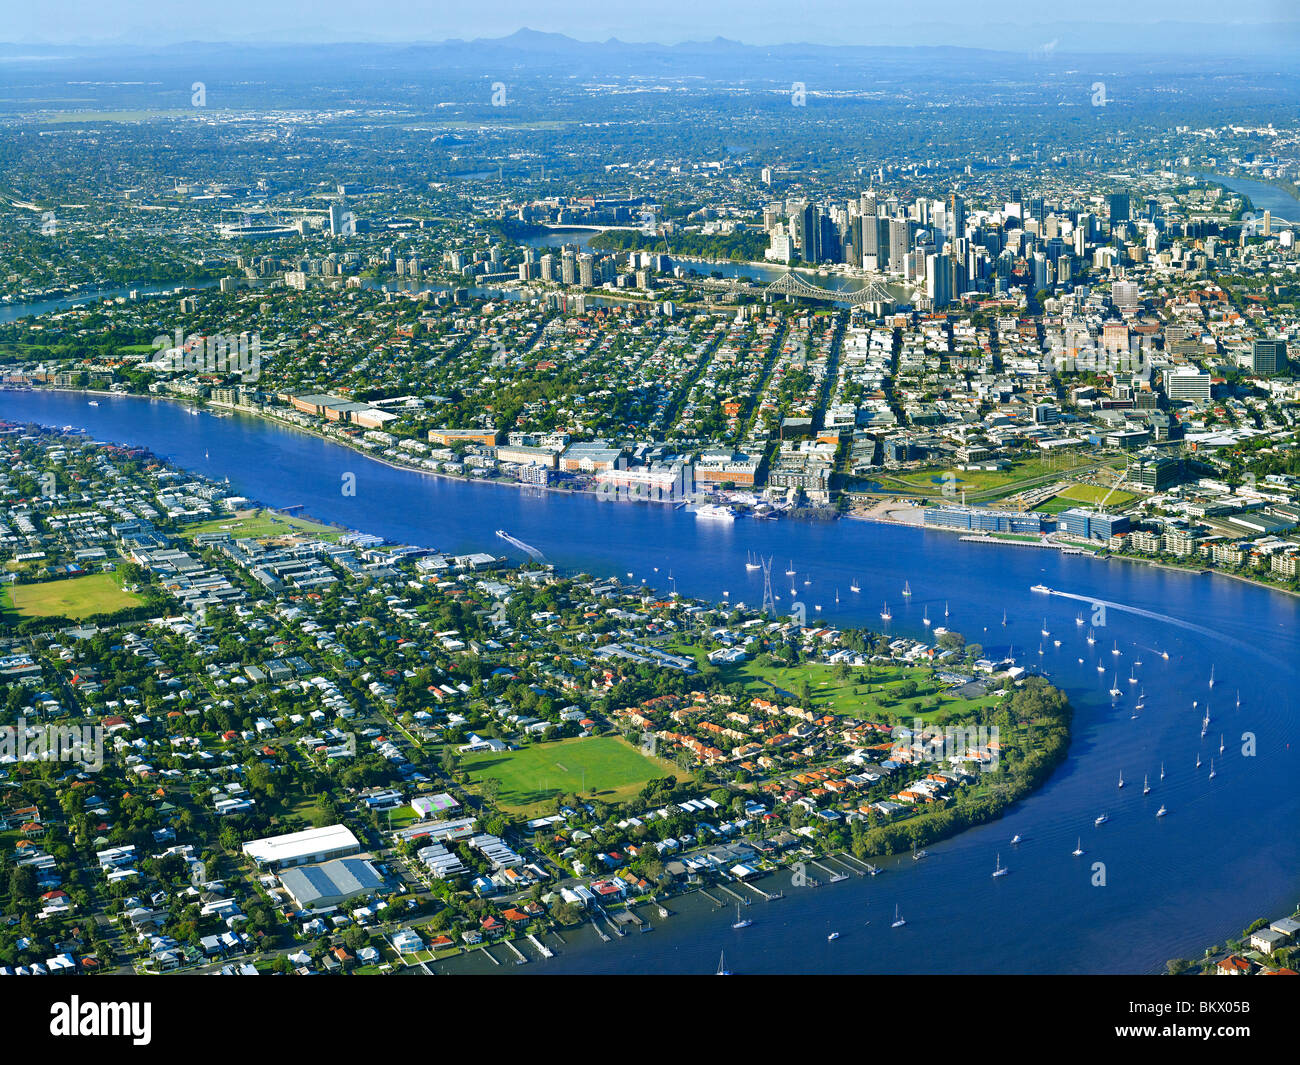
[15,384,1300,607]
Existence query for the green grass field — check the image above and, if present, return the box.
[879,454,1092,497]
[461,736,676,814]
[1051,483,1139,507]
[185,509,342,542]
[672,645,995,721]
[1,572,141,621]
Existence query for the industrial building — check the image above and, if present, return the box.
[242,824,362,869]
[279,856,385,910]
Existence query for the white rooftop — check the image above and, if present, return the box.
[241,824,360,865]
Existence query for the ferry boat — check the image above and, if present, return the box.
[992,853,1008,878]
[891,905,906,928]
[698,504,737,523]
[1072,837,1084,856]
[1031,583,1050,594]
[731,905,752,930]
[1094,813,1109,826]
[1156,805,1167,818]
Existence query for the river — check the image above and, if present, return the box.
[1,389,1297,975]
[1193,173,1300,224]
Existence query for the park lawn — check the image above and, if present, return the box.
[676,645,994,722]
[184,508,342,542]
[461,735,677,816]
[1,571,141,621]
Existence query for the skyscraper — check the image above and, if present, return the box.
[1250,338,1288,376]
[947,193,965,242]
[328,202,346,236]
[792,203,821,263]
[888,218,913,275]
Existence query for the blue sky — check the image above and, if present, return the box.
[6,1,1294,46]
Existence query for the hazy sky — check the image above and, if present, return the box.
[6,0,1295,46]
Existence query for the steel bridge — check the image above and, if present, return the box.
[764,272,894,305]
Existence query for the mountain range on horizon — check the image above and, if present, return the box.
[3,22,1299,59]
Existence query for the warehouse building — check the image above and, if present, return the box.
[242,824,361,869]
[278,856,385,910]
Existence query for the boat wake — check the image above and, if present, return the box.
[1043,590,1256,656]
[495,529,545,560]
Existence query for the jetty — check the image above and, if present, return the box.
[527,933,554,959]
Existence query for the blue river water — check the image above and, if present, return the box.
[2,389,1297,974]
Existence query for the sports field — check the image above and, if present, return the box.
[1,572,141,621]
[461,736,676,814]
[1051,483,1139,507]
